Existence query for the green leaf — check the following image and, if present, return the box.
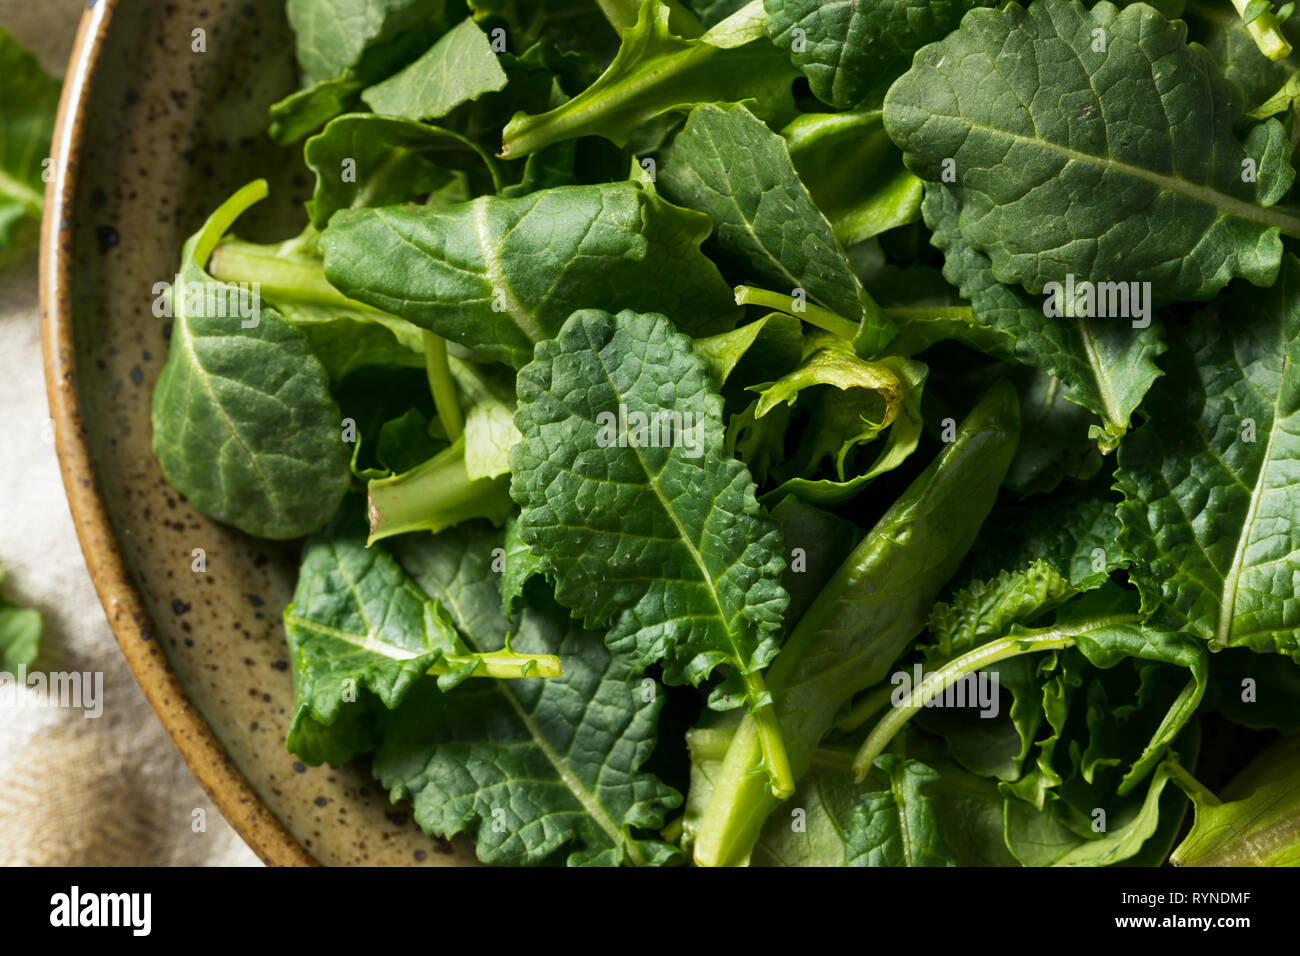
[763,0,995,109]
[0,27,60,254]
[304,115,500,230]
[320,180,737,368]
[150,182,351,540]
[206,232,433,384]
[768,495,860,630]
[1005,368,1105,497]
[501,513,544,617]
[273,0,466,142]
[361,17,509,121]
[268,79,365,146]
[760,354,928,507]
[923,185,1166,453]
[925,560,1076,663]
[751,332,904,478]
[0,566,41,675]
[846,755,958,867]
[962,472,1129,591]
[500,0,796,157]
[283,507,560,764]
[1116,255,1300,659]
[1170,735,1300,866]
[511,310,790,714]
[378,522,683,866]
[374,408,445,475]
[1005,759,1185,866]
[693,380,1020,866]
[782,109,922,246]
[450,355,521,480]
[691,312,803,387]
[887,1,1300,305]
[659,103,894,349]
[286,0,461,87]
[1186,0,1300,110]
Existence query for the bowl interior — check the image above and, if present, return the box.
[54,0,476,865]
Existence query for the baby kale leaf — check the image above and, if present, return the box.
[1116,254,1300,660]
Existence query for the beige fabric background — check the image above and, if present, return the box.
[0,0,260,866]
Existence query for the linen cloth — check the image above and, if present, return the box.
[0,0,260,866]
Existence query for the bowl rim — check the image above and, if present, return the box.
[38,0,314,867]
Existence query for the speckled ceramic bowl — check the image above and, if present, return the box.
[40,0,476,866]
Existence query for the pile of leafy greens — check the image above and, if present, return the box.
[148,0,1300,866]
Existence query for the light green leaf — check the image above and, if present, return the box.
[1171,735,1300,866]
[361,18,509,121]
[286,0,457,87]
[273,0,462,142]
[150,182,351,540]
[752,332,901,475]
[691,312,803,387]
[887,1,1300,304]
[450,356,521,480]
[378,522,683,866]
[268,79,364,146]
[0,27,60,254]
[320,180,737,368]
[1116,254,1300,659]
[760,354,927,507]
[782,109,922,246]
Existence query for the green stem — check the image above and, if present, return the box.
[1165,759,1223,807]
[746,669,795,798]
[501,5,716,157]
[367,436,512,544]
[884,305,976,324]
[1231,0,1294,60]
[422,331,464,442]
[733,285,860,340]
[209,237,392,318]
[429,649,562,679]
[849,613,1141,780]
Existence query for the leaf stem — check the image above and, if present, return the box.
[1231,0,1294,60]
[422,331,464,441]
[209,237,391,317]
[1164,759,1223,807]
[746,670,795,798]
[429,649,562,679]
[849,613,1140,780]
[367,436,512,544]
[734,285,860,340]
